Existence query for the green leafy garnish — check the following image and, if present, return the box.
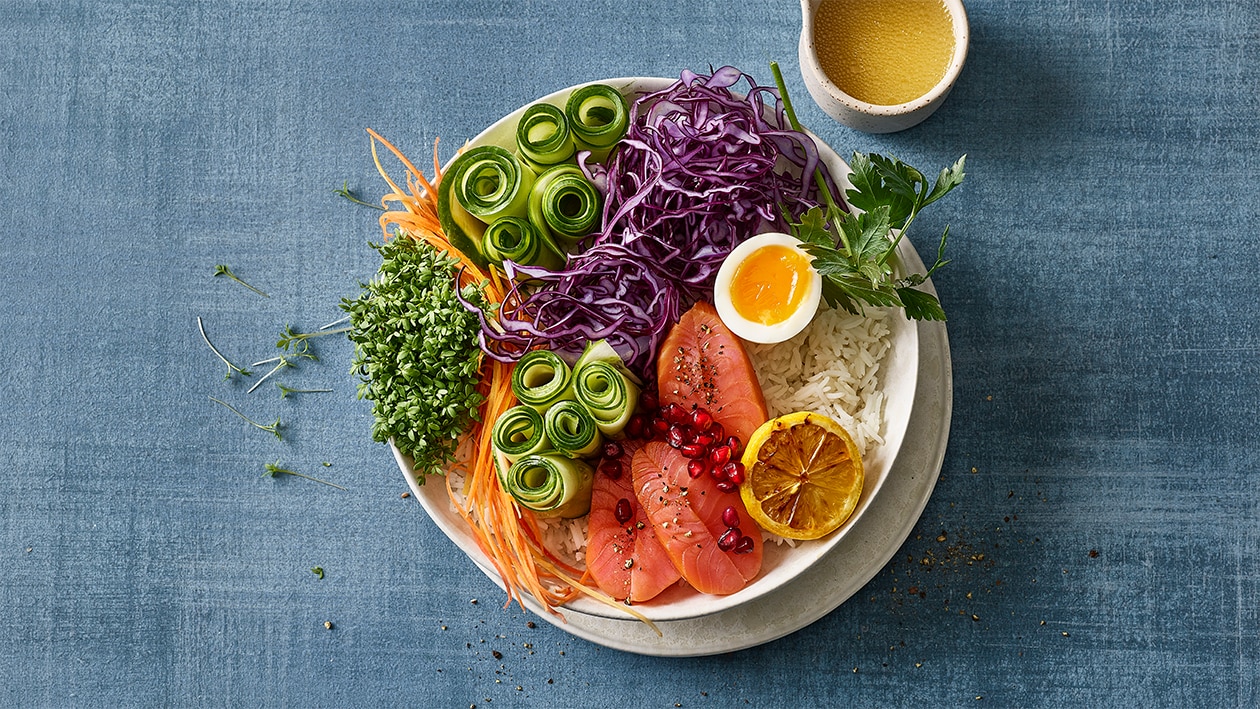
[770,61,965,321]
[197,316,252,380]
[277,383,333,399]
[335,180,385,211]
[277,324,351,353]
[209,396,282,440]
[213,264,270,298]
[341,237,490,482]
[311,566,326,579]
[262,460,347,491]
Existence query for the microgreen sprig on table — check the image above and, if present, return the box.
[209,396,282,440]
[277,383,333,399]
[277,324,351,353]
[334,180,385,211]
[198,316,252,380]
[213,264,270,298]
[262,460,346,491]
[769,61,966,321]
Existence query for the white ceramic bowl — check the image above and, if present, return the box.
[798,0,970,133]
[395,77,918,622]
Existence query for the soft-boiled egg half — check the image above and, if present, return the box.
[713,232,822,344]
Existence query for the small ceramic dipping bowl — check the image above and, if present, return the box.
[798,0,969,133]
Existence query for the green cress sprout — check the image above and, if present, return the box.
[770,61,965,321]
[198,316,252,379]
[209,396,282,440]
[213,264,270,298]
[276,383,333,399]
[341,237,489,482]
[262,460,346,491]
[334,180,385,211]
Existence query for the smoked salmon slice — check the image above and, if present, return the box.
[587,441,682,603]
[657,301,770,445]
[632,441,762,595]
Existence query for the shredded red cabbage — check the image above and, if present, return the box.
[478,66,838,378]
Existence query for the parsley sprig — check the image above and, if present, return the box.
[770,61,966,321]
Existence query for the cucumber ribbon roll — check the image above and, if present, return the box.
[491,405,550,464]
[543,400,603,458]
[482,216,565,271]
[449,145,536,225]
[564,84,629,163]
[515,102,576,172]
[528,165,602,249]
[503,453,593,519]
[511,349,575,412]
[572,340,642,437]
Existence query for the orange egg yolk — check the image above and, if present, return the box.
[728,244,812,325]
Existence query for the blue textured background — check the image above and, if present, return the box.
[2,0,1257,706]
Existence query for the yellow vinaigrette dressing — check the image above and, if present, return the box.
[813,0,955,106]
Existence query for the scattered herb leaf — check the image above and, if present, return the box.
[198,316,252,379]
[335,180,385,211]
[277,383,334,399]
[278,324,351,353]
[209,396,282,440]
[311,566,325,579]
[263,460,347,491]
[213,264,270,298]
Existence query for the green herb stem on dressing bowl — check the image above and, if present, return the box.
[798,0,969,133]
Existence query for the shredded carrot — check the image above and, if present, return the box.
[368,130,616,620]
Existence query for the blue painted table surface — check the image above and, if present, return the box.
[2,0,1257,706]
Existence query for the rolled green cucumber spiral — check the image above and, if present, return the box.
[511,349,575,412]
[543,399,603,458]
[528,165,602,249]
[515,102,576,172]
[564,84,629,162]
[491,405,551,464]
[482,216,565,271]
[572,343,641,437]
[450,145,536,225]
[503,453,594,519]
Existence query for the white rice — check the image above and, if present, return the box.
[746,305,891,458]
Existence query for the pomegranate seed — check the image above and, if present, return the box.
[625,415,644,439]
[640,390,659,411]
[708,422,725,443]
[721,506,740,528]
[726,461,746,485]
[614,498,633,524]
[690,408,713,431]
[600,459,623,480]
[665,426,685,448]
[687,459,706,479]
[694,431,716,448]
[709,465,726,481]
[708,445,731,467]
[718,528,740,551]
[602,440,623,459]
[734,535,756,554]
[716,480,737,493]
[680,443,707,459]
[651,416,670,434]
[663,402,688,424]
[725,435,743,457]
